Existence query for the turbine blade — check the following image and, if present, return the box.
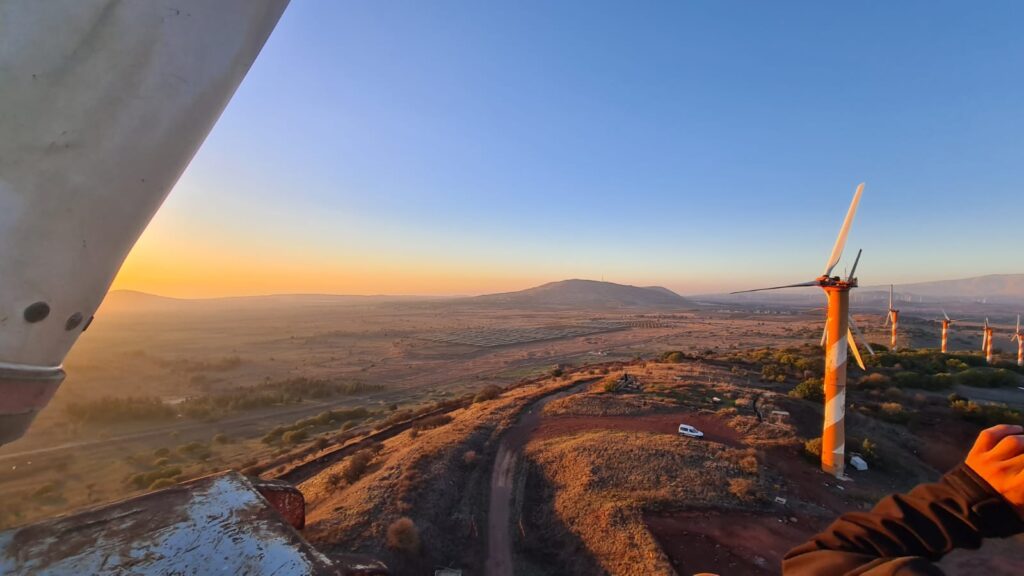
[889,284,893,309]
[730,280,819,294]
[820,322,828,347]
[884,311,891,327]
[943,309,951,322]
[849,316,875,356]
[1017,314,1021,333]
[847,328,867,370]
[847,248,862,282]
[823,183,865,277]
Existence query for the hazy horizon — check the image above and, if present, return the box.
[111,1,1024,298]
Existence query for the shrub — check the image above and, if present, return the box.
[728,478,757,502]
[148,478,176,490]
[951,400,1023,426]
[386,517,420,554]
[414,414,452,431]
[860,438,879,463]
[342,450,374,484]
[877,402,908,424]
[884,387,904,400]
[660,351,686,363]
[31,482,59,500]
[473,385,502,403]
[463,450,478,466]
[213,433,230,444]
[858,372,891,389]
[408,427,419,439]
[65,396,175,424]
[313,436,330,451]
[954,368,1018,389]
[282,429,308,445]
[153,457,170,467]
[154,447,170,458]
[804,437,822,460]
[739,454,759,475]
[177,441,211,459]
[946,358,969,372]
[789,378,824,402]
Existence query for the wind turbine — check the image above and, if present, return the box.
[884,285,900,351]
[939,309,961,354]
[732,183,867,479]
[1012,315,1023,367]
[983,318,994,364]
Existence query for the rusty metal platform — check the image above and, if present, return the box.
[0,471,342,575]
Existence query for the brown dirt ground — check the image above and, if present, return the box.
[534,411,743,447]
[644,510,827,576]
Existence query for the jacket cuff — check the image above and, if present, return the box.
[945,462,1024,538]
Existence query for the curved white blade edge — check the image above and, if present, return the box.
[847,328,866,370]
[823,183,865,277]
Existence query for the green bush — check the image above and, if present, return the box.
[789,378,824,402]
[804,437,823,460]
[953,368,1018,389]
[950,400,1023,426]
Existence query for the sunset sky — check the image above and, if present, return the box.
[112,1,1024,298]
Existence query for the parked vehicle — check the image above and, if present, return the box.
[678,424,704,438]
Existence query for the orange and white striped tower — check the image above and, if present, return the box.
[822,279,854,478]
[984,319,994,364]
[885,285,900,351]
[732,183,865,479]
[1013,315,1023,367]
[940,309,956,354]
[941,319,950,353]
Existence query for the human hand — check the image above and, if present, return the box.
[965,424,1024,517]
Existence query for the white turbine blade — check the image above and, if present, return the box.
[889,284,893,309]
[1017,314,1021,333]
[820,322,828,347]
[943,309,951,322]
[847,328,867,370]
[823,183,865,277]
[884,311,891,327]
[730,280,819,294]
[849,316,875,355]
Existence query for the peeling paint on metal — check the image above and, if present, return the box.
[0,471,340,575]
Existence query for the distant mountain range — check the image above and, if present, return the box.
[861,274,1024,303]
[100,280,693,313]
[701,274,1024,317]
[464,279,693,309]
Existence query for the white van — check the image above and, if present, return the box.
[678,424,704,438]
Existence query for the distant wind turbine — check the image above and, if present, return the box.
[884,285,899,351]
[1012,315,1023,367]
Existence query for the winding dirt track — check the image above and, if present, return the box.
[484,381,591,576]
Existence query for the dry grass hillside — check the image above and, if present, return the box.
[300,374,595,572]
[521,430,765,575]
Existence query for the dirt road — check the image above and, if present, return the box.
[484,380,591,576]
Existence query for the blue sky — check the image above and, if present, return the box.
[117,1,1024,297]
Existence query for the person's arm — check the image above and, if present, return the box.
[783,424,1024,575]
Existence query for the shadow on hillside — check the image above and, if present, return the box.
[515,458,601,575]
